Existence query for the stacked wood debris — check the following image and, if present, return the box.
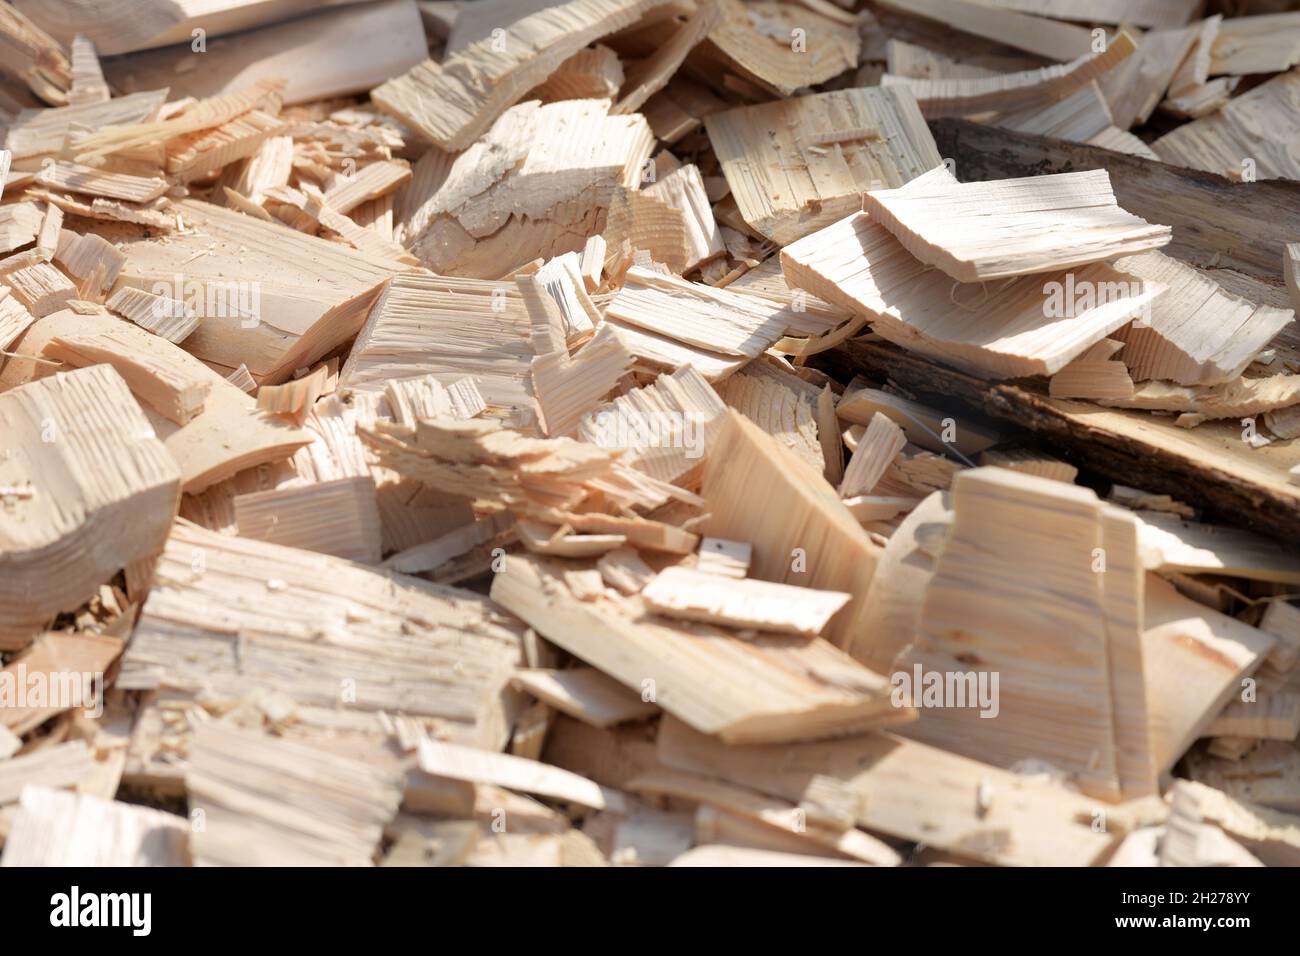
[3,0,1300,870]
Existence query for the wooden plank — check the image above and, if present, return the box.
[102,0,428,106]
[490,553,910,744]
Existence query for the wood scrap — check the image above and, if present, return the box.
[1152,69,1300,182]
[372,0,677,151]
[705,87,941,245]
[696,0,860,97]
[641,565,851,638]
[1137,511,1300,585]
[340,273,535,424]
[782,210,1163,379]
[1097,25,1198,131]
[862,165,1172,282]
[875,0,1098,61]
[955,0,1197,30]
[233,476,383,563]
[1112,252,1294,386]
[187,722,403,867]
[512,668,658,728]
[5,0,1300,874]
[657,717,1116,867]
[491,553,910,744]
[0,365,179,649]
[701,410,883,651]
[1210,12,1300,76]
[0,786,188,866]
[102,0,429,106]
[882,31,1138,118]
[1048,338,1135,400]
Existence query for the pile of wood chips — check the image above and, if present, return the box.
[3,0,1300,868]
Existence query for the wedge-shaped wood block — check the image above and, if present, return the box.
[0,365,180,649]
[706,87,941,245]
[115,198,401,384]
[781,210,1162,379]
[340,272,536,426]
[862,166,1172,282]
[903,467,1154,801]
[701,411,883,652]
